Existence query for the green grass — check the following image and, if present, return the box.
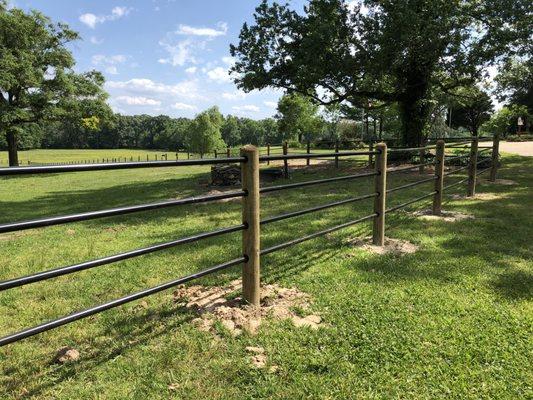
[0,150,531,399]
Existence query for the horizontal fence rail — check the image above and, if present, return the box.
[0,135,500,347]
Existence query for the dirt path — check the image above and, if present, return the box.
[499,141,533,157]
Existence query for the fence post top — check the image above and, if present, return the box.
[240,145,258,153]
[375,142,387,149]
[436,139,445,146]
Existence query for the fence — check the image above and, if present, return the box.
[0,135,500,347]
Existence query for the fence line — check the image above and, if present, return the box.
[0,135,500,347]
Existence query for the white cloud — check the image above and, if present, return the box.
[89,36,103,45]
[264,101,278,108]
[207,67,231,83]
[232,105,260,114]
[92,54,128,75]
[185,66,197,74]
[79,6,132,29]
[221,56,235,66]
[106,78,204,100]
[158,38,198,66]
[116,96,161,106]
[176,22,228,37]
[222,90,247,100]
[172,102,197,111]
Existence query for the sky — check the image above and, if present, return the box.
[9,0,311,119]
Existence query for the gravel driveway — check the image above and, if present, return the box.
[499,141,533,157]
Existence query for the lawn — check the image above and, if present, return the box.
[0,149,531,399]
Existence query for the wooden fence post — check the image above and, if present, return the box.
[267,143,270,166]
[432,140,445,215]
[372,142,387,246]
[419,148,425,174]
[241,145,261,307]
[489,134,500,182]
[467,137,479,197]
[306,140,311,166]
[335,139,339,168]
[283,141,289,179]
[214,150,218,159]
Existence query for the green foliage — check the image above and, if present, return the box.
[0,2,110,165]
[449,87,493,136]
[482,105,529,137]
[187,107,226,154]
[230,0,530,146]
[276,93,323,142]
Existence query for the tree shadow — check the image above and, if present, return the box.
[490,270,533,301]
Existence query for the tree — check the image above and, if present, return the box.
[230,0,530,147]
[276,93,323,142]
[482,105,529,137]
[449,87,493,136]
[0,2,109,165]
[495,57,533,132]
[221,115,242,147]
[187,107,225,155]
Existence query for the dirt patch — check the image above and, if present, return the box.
[245,346,279,372]
[412,209,474,222]
[54,346,80,364]
[173,280,322,336]
[347,236,418,255]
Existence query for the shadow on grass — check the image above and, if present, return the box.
[491,270,533,301]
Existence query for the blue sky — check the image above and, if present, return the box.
[10,0,311,119]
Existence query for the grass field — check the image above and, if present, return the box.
[0,149,531,399]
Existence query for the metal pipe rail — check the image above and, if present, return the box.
[388,145,437,152]
[443,176,469,190]
[444,165,470,176]
[0,224,246,291]
[261,213,377,256]
[0,257,246,347]
[260,171,377,194]
[387,161,435,174]
[476,167,491,176]
[259,150,378,162]
[386,176,437,194]
[261,193,377,225]
[0,190,246,234]
[0,157,247,176]
[385,191,437,214]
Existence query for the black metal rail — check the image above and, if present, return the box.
[386,176,437,194]
[261,213,377,256]
[0,224,246,291]
[259,150,378,162]
[0,191,246,234]
[260,171,377,193]
[387,161,435,174]
[0,257,245,347]
[0,157,247,176]
[385,191,437,213]
[261,193,377,225]
[444,165,470,176]
[443,177,469,190]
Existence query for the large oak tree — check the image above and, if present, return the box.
[0,2,109,166]
[230,0,531,146]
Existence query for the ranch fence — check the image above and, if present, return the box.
[0,135,500,347]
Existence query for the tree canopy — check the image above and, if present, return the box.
[0,1,110,165]
[230,0,531,146]
[276,93,323,142]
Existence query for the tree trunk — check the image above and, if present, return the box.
[6,129,19,167]
[398,89,431,147]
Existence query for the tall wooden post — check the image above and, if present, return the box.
[489,134,500,182]
[214,150,218,159]
[432,140,445,215]
[467,137,479,197]
[419,148,425,174]
[241,145,261,307]
[187,152,190,160]
[283,141,289,179]
[306,140,311,166]
[373,143,387,246]
[335,139,339,168]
